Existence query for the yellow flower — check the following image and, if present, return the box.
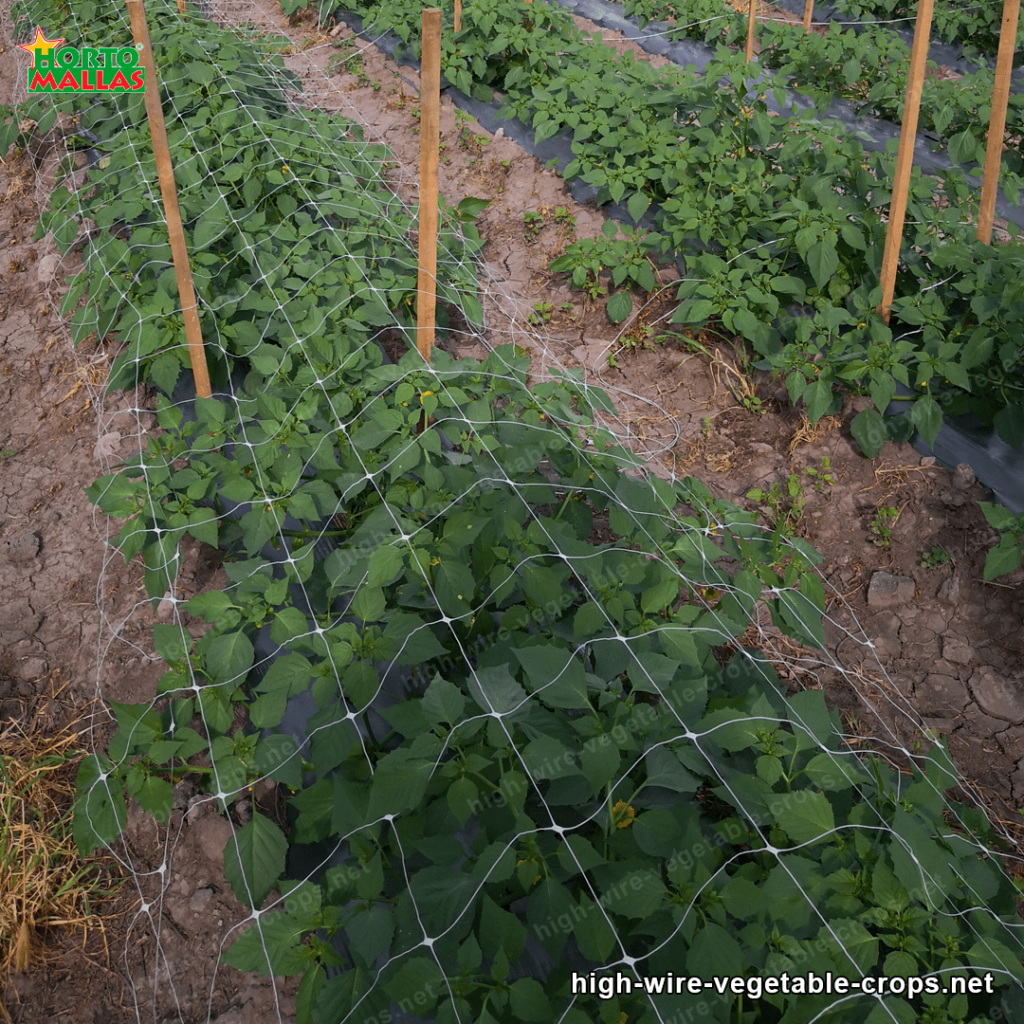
[421,390,434,398]
[612,799,635,829]
[281,165,290,173]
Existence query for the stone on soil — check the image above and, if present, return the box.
[866,571,915,609]
[970,665,1024,723]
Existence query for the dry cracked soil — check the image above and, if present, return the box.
[1,0,1023,1021]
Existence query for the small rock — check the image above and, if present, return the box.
[33,252,60,286]
[189,888,213,912]
[155,591,176,622]
[940,488,966,508]
[942,636,975,666]
[866,571,915,609]
[936,576,960,605]
[951,463,975,491]
[494,127,504,140]
[94,432,122,460]
[197,814,233,869]
[4,532,41,563]
[16,657,49,683]
[970,665,1024,723]
[920,456,936,467]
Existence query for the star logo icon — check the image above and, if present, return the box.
[17,27,64,61]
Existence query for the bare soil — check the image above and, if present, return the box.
[1,1,1022,1021]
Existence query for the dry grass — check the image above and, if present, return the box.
[51,352,109,413]
[0,687,122,1020]
[787,413,842,456]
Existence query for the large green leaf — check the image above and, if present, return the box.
[770,789,835,844]
[223,812,288,909]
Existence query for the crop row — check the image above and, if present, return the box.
[618,0,1024,167]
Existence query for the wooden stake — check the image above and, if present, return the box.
[454,0,461,33]
[802,0,814,30]
[417,9,441,364]
[977,0,1020,243]
[745,0,757,61]
[126,0,211,398]
[175,0,186,15]
[877,0,933,325]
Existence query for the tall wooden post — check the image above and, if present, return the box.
[126,0,211,397]
[746,0,757,61]
[977,0,1020,243]
[417,9,441,363]
[802,0,814,30]
[877,0,933,325]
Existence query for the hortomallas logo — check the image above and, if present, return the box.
[18,27,145,92]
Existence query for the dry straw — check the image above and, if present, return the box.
[0,683,123,1019]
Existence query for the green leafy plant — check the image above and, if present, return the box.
[523,209,544,242]
[870,506,900,549]
[746,472,807,538]
[528,301,553,325]
[803,456,835,492]
[979,503,1024,582]
[920,545,951,570]
[549,222,661,322]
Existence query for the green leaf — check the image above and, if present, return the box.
[203,630,254,684]
[909,394,942,448]
[152,623,189,664]
[948,128,978,165]
[480,895,527,963]
[806,239,839,289]
[351,586,386,622]
[367,749,433,816]
[770,789,835,844]
[73,754,127,855]
[223,911,310,976]
[994,402,1024,450]
[626,190,650,223]
[606,289,633,324]
[223,812,288,910]
[133,775,173,823]
[850,406,887,457]
[183,590,234,624]
[384,957,444,1012]
[422,675,467,724]
[803,752,866,791]
[367,544,404,587]
[984,537,1024,582]
[515,645,589,710]
[348,905,393,966]
[644,746,700,794]
[510,978,551,1021]
[447,776,479,826]
[687,921,745,977]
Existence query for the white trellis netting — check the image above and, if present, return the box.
[6,0,1024,1022]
